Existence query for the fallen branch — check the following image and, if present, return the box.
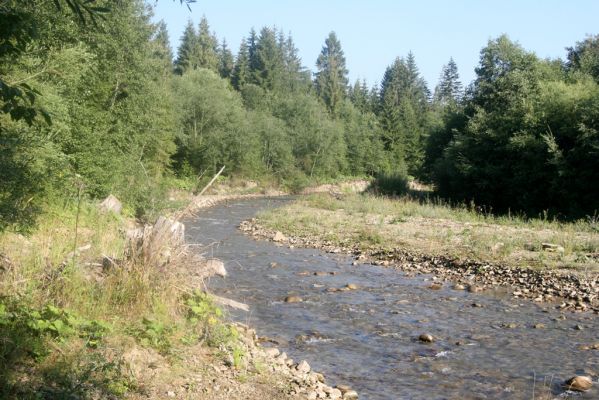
[210,294,250,311]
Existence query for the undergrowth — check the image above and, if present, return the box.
[0,198,245,398]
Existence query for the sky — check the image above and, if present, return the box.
[152,0,599,89]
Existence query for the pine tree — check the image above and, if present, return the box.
[174,20,197,75]
[231,38,250,90]
[378,54,431,175]
[196,16,218,71]
[433,57,462,105]
[252,26,285,90]
[247,28,259,76]
[349,79,370,113]
[218,38,234,80]
[282,33,309,91]
[314,31,349,115]
[152,21,174,81]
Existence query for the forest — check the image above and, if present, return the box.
[2,0,599,234]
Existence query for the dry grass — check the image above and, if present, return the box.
[257,193,599,272]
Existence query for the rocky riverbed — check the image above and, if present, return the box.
[239,219,599,314]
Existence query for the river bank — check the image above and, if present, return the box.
[0,184,357,399]
[240,193,599,313]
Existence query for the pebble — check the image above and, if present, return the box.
[297,360,311,373]
[264,347,280,357]
[563,375,593,392]
[453,284,466,290]
[285,295,303,303]
[418,333,434,343]
[273,231,287,242]
[468,285,483,293]
[346,283,359,290]
[343,390,359,399]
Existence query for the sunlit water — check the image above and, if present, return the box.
[186,198,598,400]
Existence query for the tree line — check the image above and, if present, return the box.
[1,0,598,233]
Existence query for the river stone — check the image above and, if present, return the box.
[346,283,359,290]
[284,295,303,303]
[429,283,443,290]
[296,360,311,373]
[205,259,227,277]
[453,284,466,290]
[336,384,352,394]
[263,347,280,358]
[329,388,342,399]
[418,333,434,343]
[343,390,359,399]
[273,231,287,242]
[468,284,483,293]
[563,376,593,392]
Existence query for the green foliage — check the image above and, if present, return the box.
[0,300,110,365]
[429,35,599,218]
[378,53,431,175]
[370,172,409,196]
[184,291,240,349]
[130,317,174,354]
[315,31,349,115]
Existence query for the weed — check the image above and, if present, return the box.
[129,317,175,354]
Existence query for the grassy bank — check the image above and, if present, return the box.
[0,196,292,399]
[257,193,599,273]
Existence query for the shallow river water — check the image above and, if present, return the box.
[186,197,598,400]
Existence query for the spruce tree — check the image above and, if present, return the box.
[232,38,250,90]
[349,79,370,113]
[247,28,259,76]
[282,33,309,91]
[196,16,218,71]
[314,31,349,115]
[434,57,462,105]
[252,26,285,91]
[174,20,197,75]
[218,38,234,80]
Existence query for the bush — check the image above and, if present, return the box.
[370,172,409,196]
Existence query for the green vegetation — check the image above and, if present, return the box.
[4,2,597,233]
[1,0,599,396]
[258,193,599,272]
[0,198,249,397]
[427,35,599,219]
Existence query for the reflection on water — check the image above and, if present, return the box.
[186,198,598,400]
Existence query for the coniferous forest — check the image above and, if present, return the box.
[2,0,599,233]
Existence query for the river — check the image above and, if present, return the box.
[186,197,598,400]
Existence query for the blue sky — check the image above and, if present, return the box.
[152,0,599,89]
